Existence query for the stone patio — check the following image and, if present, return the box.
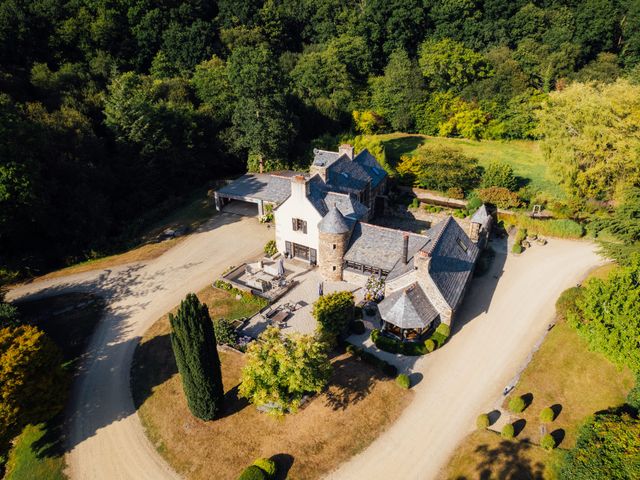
[241,266,364,338]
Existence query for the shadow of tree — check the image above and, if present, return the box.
[271,453,294,480]
[551,428,565,447]
[474,439,545,480]
[323,356,384,411]
[551,403,563,420]
[513,418,527,437]
[488,410,501,426]
[131,333,177,408]
[217,384,249,419]
[522,392,534,410]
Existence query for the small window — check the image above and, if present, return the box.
[456,237,468,254]
[292,218,307,234]
[332,266,336,271]
[332,244,336,250]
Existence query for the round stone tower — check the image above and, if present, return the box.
[318,206,351,281]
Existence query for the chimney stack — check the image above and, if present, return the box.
[259,156,264,174]
[402,233,409,265]
[339,144,355,160]
[290,175,309,200]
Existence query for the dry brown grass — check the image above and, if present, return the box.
[132,294,412,480]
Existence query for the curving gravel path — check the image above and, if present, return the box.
[8,213,273,480]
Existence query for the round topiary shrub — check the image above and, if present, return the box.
[501,423,515,439]
[436,323,450,338]
[512,243,523,254]
[540,407,555,423]
[253,458,276,479]
[396,373,410,389]
[541,433,556,451]
[476,413,490,429]
[508,395,526,413]
[424,339,436,353]
[238,465,266,480]
[350,320,365,335]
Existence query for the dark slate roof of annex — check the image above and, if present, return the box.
[353,149,387,188]
[426,216,480,309]
[378,283,439,329]
[312,149,342,168]
[326,157,372,193]
[470,204,492,227]
[344,223,431,273]
[216,173,294,205]
[307,176,369,222]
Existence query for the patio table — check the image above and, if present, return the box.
[270,310,289,325]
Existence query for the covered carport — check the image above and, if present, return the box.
[214,173,293,216]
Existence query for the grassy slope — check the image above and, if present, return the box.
[132,286,411,480]
[31,190,217,282]
[443,266,634,480]
[365,133,564,198]
[4,294,105,480]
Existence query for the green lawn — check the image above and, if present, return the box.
[4,294,105,480]
[363,133,564,199]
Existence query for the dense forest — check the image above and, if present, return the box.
[1,0,639,278]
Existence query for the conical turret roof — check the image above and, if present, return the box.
[318,205,350,234]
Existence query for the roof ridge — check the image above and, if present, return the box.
[424,216,454,255]
[358,221,431,239]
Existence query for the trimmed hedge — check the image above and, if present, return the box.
[541,433,556,450]
[345,341,398,378]
[371,327,450,355]
[540,407,555,423]
[425,339,436,352]
[435,323,450,337]
[512,242,523,254]
[253,458,276,479]
[476,413,490,429]
[396,373,411,389]
[238,465,266,480]
[508,395,526,413]
[501,214,585,239]
[501,423,515,439]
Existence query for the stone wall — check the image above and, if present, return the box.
[318,230,349,281]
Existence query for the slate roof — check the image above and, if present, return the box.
[426,216,480,309]
[318,205,351,234]
[470,204,492,227]
[216,173,293,205]
[307,176,369,222]
[312,149,342,168]
[326,157,372,193]
[353,149,387,188]
[378,283,439,329]
[344,223,431,273]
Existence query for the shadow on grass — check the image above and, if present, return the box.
[472,438,545,480]
[323,356,384,411]
[217,384,249,419]
[551,403,563,420]
[488,409,501,426]
[271,453,294,480]
[30,415,65,460]
[131,333,177,409]
[384,136,426,167]
[513,419,527,437]
[551,429,565,447]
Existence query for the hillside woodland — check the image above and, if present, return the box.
[1,0,639,278]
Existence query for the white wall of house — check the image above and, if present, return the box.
[274,177,323,260]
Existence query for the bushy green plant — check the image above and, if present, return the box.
[512,215,584,239]
[253,458,276,479]
[214,318,237,346]
[238,465,266,480]
[410,198,420,209]
[396,373,411,389]
[313,291,355,344]
[541,433,556,451]
[263,240,277,257]
[627,374,640,412]
[476,413,490,429]
[540,407,555,423]
[512,242,523,254]
[556,286,583,320]
[508,395,526,413]
[501,423,515,439]
[446,187,465,199]
[402,341,427,356]
[481,162,518,191]
[435,323,450,338]
[477,187,521,209]
[424,339,436,352]
[467,196,483,213]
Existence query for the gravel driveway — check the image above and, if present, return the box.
[327,238,602,480]
[8,213,273,480]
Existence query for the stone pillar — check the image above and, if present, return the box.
[319,230,349,281]
[469,222,480,243]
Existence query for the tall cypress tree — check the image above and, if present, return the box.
[169,293,224,420]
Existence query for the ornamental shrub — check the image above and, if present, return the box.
[555,286,583,320]
[214,318,237,346]
[263,240,277,257]
[540,407,555,423]
[396,373,411,389]
[446,187,465,199]
[425,339,436,352]
[430,332,447,348]
[435,323,450,338]
[402,341,427,356]
[541,433,556,450]
[467,196,483,213]
[476,413,490,429]
[501,423,515,439]
[512,242,523,254]
[350,320,365,335]
[170,293,224,420]
[508,395,526,413]
[238,465,266,480]
[253,458,276,478]
[410,198,420,209]
[481,162,518,191]
[477,186,521,209]
[313,291,355,344]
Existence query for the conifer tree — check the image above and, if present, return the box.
[169,293,224,420]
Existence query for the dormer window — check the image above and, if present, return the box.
[292,218,307,234]
[456,237,469,254]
